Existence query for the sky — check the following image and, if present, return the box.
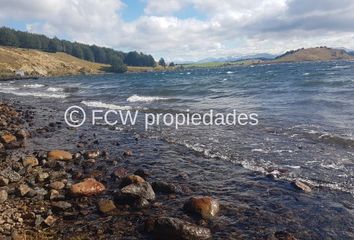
[0,0,354,62]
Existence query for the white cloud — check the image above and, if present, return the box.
[1,0,354,61]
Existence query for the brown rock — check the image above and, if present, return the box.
[47,150,72,161]
[0,176,9,186]
[15,129,30,139]
[0,189,8,203]
[44,215,57,226]
[50,181,65,190]
[70,178,105,196]
[183,196,220,219]
[120,175,145,188]
[23,155,39,167]
[292,180,312,193]
[112,167,128,179]
[18,184,32,196]
[0,132,17,144]
[98,199,117,213]
[84,150,100,159]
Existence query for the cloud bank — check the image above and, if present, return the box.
[1,0,354,61]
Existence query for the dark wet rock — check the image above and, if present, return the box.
[47,150,73,161]
[120,182,155,201]
[70,178,106,196]
[22,155,39,167]
[292,180,312,193]
[50,181,65,190]
[183,196,220,219]
[18,184,32,196]
[15,129,30,139]
[133,197,150,209]
[120,175,145,188]
[51,201,73,211]
[98,199,117,214]
[44,215,57,226]
[152,181,181,194]
[123,149,133,156]
[84,150,100,159]
[0,176,9,186]
[112,167,128,179]
[147,217,212,240]
[0,189,8,203]
[134,169,150,179]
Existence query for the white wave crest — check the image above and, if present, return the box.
[81,101,132,110]
[23,84,45,88]
[127,94,169,103]
[47,87,64,92]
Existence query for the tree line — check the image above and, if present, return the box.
[0,27,159,73]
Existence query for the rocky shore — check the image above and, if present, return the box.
[0,101,227,239]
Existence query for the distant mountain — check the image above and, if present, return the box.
[197,53,276,63]
[274,47,354,62]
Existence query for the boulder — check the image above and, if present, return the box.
[120,175,145,188]
[70,178,105,196]
[148,217,212,240]
[183,196,220,219]
[121,182,155,201]
[47,150,72,161]
[98,199,117,214]
[292,180,311,193]
[152,181,181,194]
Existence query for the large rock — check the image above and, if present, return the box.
[47,150,72,161]
[70,178,105,196]
[292,180,311,193]
[121,182,155,201]
[148,217,212,240]
[152,181,181,194]
[183,196,220,219]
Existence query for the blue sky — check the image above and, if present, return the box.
[1,0,354,61]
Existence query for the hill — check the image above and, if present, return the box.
[274,47,354,62]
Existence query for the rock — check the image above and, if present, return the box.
[0,167,21,182]
[0,189,8,203]
[22,155,39,167]
[37,172,50,182]
[120,182,155,201]
[47,150,72,161]
[120,175,145,188]
[18,184,32,196]
[0,142,4,151]
[84,150,100,159]
[35,214,44,227]
[112,167,128,179]
[49,189,63,200]
[183,196,220,219]
[70,178,105,196]
[50,181,65,190]
[51,201,72,211]
[15,129,30,139]
[152,181,181,194]
[123,149,133,156]
[133,197,150,209]
[98,199,117,214]
[134,169,150,179]
[0,176,9,186]
[0,132,17,144]
[44,215,57,226]
[292,180,311,193]
[149,217,212,240]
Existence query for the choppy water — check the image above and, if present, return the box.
[1,61,354,238]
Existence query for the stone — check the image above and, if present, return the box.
[120,175,145,188]
[152,181,181,194]
[50,181,65,190]
[0,142,4,151]
[37,172,50,182]
[47,150,72,161]
[0,176,9,186]
[183,196,220,219]
[123,149,133,156]
[22,155,39,167]
[292,180,311,193]
[0,168,21,182]
[44,215,57,226]
[0,132,17,144]
[49,189,62,200]
[112,167,128,179]
[35,215,44,227]
[70,178,105,196]
[0,189,8,203]
[18,184,32,196]
[120,182,155,201]
[15,129,30,139]
[98,199,117,214]
[149,217,212,240]
[84,150,100,159]
[51,201,72,211]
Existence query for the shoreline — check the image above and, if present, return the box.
[0,95,353,239]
